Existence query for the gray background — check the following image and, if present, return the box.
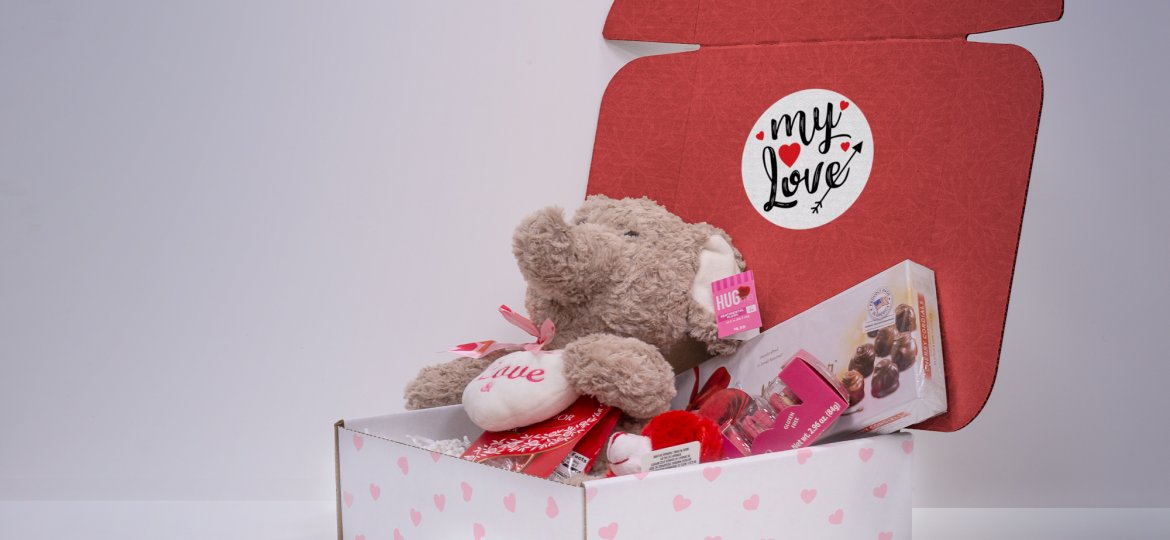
[1,0,1167,509]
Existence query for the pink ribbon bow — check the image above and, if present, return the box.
[448,305,555,359]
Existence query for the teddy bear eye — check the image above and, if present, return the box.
[623,231,639,237]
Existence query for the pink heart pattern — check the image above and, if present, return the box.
[586,487,599,502]
[429,452,441,463]
[473,522,486,540]
[545,496,559,519]
[397,456,410,475]
[797,449,812,464]
[393,529,404,540]
[352,434,364,451]
[902,440,914,454]
[343,491,354,508]
[599,522,619,540]
[828,508,844,525]
[873,483,888,498]
[355,535,365,540]
[460,481,473,502]
[433,494,445,512]
[702,466,721,482]
[503,493,517,512]
[879,532,894,540]
[672,494,691,512]
[742,494,760,511]
[368,483,380,501]
[800,489,817,504]
[859,448,874,462]
[409,508,422,527]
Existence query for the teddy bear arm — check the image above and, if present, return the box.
[562,334,677,420]
[403,351,507,410]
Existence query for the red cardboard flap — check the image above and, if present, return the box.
[588,3,1060,432]
[605,0,1063,44]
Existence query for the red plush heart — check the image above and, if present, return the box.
[778,143,801,167]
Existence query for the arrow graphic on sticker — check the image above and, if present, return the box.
[811,141,864,214]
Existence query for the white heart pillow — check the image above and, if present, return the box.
[461,350,579,432]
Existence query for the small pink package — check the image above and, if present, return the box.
[691,350,848,458]
[711,270,763,338]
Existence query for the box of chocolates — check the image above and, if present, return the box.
[673,260,946,441]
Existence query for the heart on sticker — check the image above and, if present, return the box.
[702,466,721,482]
[902,440,914,454]
[503,492,517,512]
[672,494,691,512]
[473,522,486,540]
[352,434,364,451]
[368,483,381,501]
[797,449,812,464]
[393,529,404,540]
[599,522,619,540]
[742,494,759,511]
[841,141,850,152]
[879,532,894,540]
[800,489,817,504]
[343,491,354,508]
[409,508,422,527]
[460,481,473,502]
[462,350,579,431]
[778,143,801,167]
[828,508,844,525]
[736,286,751,299]
[756,131,765,141]
[859,448,874,462]
[397,456,410,475]
[840,100,850,110]
[546,496,559,519]
[873,483,888,498]
[433,494,445,512]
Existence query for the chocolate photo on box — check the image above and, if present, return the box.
[839,303,921,414]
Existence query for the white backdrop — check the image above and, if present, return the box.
[2,0,1167,509]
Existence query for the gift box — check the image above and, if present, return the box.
[335,0,1060,537]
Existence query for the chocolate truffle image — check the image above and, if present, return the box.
[892,333,919,371]
[842,370,865,406]
[871,359,900,398]
[895,304,917,332]
[874,326,898,357]
[849,343,877,377]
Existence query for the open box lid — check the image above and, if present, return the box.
[585,0,1062,432]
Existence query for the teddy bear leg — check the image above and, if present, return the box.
[562,334,677,420]
[403,355,498,410]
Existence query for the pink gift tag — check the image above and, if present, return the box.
[711,270,763,338]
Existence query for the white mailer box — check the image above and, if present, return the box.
[336,406,911,539]
[335,0,1059,537]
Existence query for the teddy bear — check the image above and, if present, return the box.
[403,195,751,467]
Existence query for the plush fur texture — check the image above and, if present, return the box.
[641,410,724,463]
[403,195,746,421]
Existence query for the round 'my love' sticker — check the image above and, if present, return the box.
[742,89,874,230]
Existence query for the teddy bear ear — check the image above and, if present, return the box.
[687,229,758,353]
